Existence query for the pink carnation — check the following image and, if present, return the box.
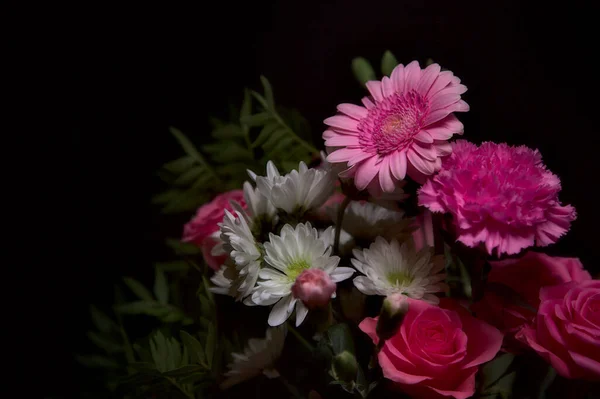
[323,61,469,195]
[419,141,576,256]
[182,190,246,270]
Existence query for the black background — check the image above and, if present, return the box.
[48,1,600,396]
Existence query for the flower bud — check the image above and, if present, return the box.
[292,269,336,309]
[331,350,358,383]
[376,293,410,342]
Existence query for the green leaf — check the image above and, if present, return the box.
[165,239,201,255]
[90,305,118,333]
[169,127,203,162]
[381,50,399,76]
[240,89,252,124]
[262,129,286,152]
[156,260,190,273]
[122,277,154,301]
[173,166,205,186]
[162,365,204,377]
[178,372,208,385]
[76,354,120,369]
[154,267,169,305]
[327,323,356,355]
[266,136,295,159]
[180,331,207,367]
[205,323,216,368]
[151,189,182,205]
[537,367,557,399]
[481,353,515,390]
[241,112,272,127]
[211,124,245,139]
[115,301,168,317]
[260,75,275,109]
[252,122,279,148]
[87,331,123,353]
[162,156,196,174]
[202,275,214,304]
[425,58,435,66]
[128,361,158,372]
[351,57,376,86]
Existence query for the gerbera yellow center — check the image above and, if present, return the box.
[387,271,413,285]
[287,259,311,281]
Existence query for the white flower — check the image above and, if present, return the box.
[249,161,335,214]
[220,326,286,389]
[214,209,261,300]
[351,237,447,304]
[252,223,354,326]
[243,181,277,223]
[339,201,415,243]
[319,226,354,256]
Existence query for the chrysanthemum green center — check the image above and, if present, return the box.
[287,259,311,281]
[387,271,413,285]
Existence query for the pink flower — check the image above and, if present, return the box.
[419,141,576,256]
[517,280,600,381]
[472,252,590,352]
[182,190,246,270]
[412,210,435,251]
[360,298,503,399]
[291,269,336,309]
[324,61,469,195]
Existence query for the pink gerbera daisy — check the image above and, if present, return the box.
[323,61,469,194]
[418,140,577,256]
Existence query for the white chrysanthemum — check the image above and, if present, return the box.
[214,209,261,300]
[252,223,354,326]
[243,181,277,222]
[351,237,447,304]
[319,226,354,256]
[249,161,335,214]
[220,326,286,389]
[338,201,415,243]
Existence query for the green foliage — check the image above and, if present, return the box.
[247,76,318,171]
[324,323,374,398]
[154,77,318,213]
[351,57,376,86]
[381,50,399,76]
[118,267,193,325]
[480,353,517,398]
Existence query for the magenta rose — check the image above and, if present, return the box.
[182,190,246,270]
[360,298,503,399]
[517,280,600,381]
[471,252,591,350]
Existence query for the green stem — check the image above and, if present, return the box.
[286,321,314,353]
[278,374,305,399]
[334,196,352,255]
[166,376,195,399]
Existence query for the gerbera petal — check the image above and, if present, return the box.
[327,148,361,163]
[403,60,421,92]
[426,70,454,98]
[362,97,375,109]
[365,81,384,102]
[325,135,360,147]
[424,114,464,139]
[416,63,441,96]
[381,76,394,98]
[354,156,380,190]
[429,93,461,112]
[407,149,436,175]
[324,115,359,131]
[386,64,403,93]
[390,150,408,180]
[413,130,434,144]
[379,156,396,192]
[337,103,368,120]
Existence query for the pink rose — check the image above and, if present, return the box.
[517,280,600,381]
[471,252,591,350]
[182,190,246,270]
[360,298,503,399]
[292,269,336,309]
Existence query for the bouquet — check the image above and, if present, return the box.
[80,52,598,398]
